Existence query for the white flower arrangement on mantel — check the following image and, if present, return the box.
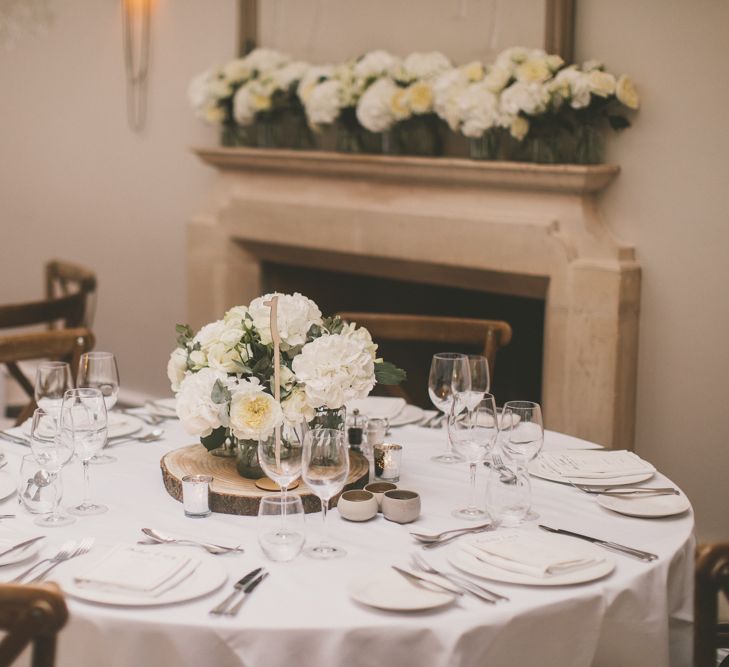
[189,46,639,164]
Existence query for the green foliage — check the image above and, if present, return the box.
[375,361,407,386]
[200,427,227,452]
[608,115,631,131]
[211,379,232,405]
[175,323,194,348]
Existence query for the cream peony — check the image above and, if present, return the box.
[228,378,282,440]
[167,348,188,393]
[175,368,230,437]
[356,78,398,132]
[292,333,376,410]
[587,70,616,98]
[248,292,322,348]
[616,75,639,110]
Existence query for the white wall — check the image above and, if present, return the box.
[1,0,727,540]
[0,0,237,400]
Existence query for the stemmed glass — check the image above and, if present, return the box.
[62,388,109,516]
[76,352,119,465]
[301,428,349,559]
[462,355,490,413]
[29,408,75,527]
[448,394,499,520]
[427,352,471,464]
[34,362,73,418]
[500,400,544,523]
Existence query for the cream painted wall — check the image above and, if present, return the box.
[0,0,237,401]
[574,0,729,540]
[1,0,727,540]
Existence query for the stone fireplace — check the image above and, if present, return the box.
[189,147,640,450]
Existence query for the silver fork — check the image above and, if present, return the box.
[29,537,95,583]
[13,540,76,583]
[411,553,508,602]
[491,453,517,484]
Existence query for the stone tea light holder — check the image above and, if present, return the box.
[337,490,378,522]
[364,481,397,510]
[381,490,421,524]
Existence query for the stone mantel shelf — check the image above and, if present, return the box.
[193,147,620,195]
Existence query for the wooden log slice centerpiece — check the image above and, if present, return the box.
[161,444,369,516]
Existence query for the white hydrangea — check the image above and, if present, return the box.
[248,292,322,348]
[269,61,309,91]
[292,333,376,410]
[549,66,591,109]
[433,68,469,130]
[175,368,231,437]
[353,50,399,81]
[458,83,502,138]
[187,68,230,124]
[304,79,344,126]
[297,65,335,103]
[241,48,290,76]
[228,377,283,441]
[396,51,452,83]
[356,78,398,132]
[500,81,552,116]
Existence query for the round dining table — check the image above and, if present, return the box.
[1,414,693,667]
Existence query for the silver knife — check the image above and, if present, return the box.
[391,566,463,595]
[210,567,263,615]
[0,535,45,559]
[0,430,30,446]
[538,525,658,561]
[226,571,269,616]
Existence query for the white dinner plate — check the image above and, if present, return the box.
[347,397,407,421]
[527,458,655,488]
[390,404,425,427]
[22,413,144,440]
[449,537,615,586]
[596,491,691,518]
[55,546,227,607]
[0,471,16,502]
[349,568,457,611]
[0,532,44,566]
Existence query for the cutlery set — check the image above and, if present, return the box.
[210,567,268,616]
[138,528,245,555]
[12,537,95,583]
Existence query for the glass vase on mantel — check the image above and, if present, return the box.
[469,128,505,161]
[573,123,604,165]
[220,121,254,148]
[335,108,383,154]
[387,114,443,157]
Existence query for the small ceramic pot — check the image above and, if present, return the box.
[337,490,378,522]
[364,482,398,510]
[381,489,421,524]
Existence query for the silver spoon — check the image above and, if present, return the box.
[107,428,164,447]
[140,528,244,555]
[410,522,493,543]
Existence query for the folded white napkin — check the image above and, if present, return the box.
[347,397,406,421]
[538,450,655,479]
[463,533,603,578]
[74,546,192,593]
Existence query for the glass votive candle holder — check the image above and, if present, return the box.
[182,474,213,518]
[374,443,403,482]
[366,418,388,449]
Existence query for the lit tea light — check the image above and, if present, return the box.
[182,474,213,517]
[374,443,403,482]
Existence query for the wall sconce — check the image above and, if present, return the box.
[122,0,151,132]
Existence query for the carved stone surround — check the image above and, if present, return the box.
[190,147,640,450]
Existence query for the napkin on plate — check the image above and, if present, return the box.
[346,397,406,421]
[538,450,655,479]
[463,533,603,578]
[73,545,194,594]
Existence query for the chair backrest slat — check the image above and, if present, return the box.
[0,293,86,331]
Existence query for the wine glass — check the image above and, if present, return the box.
[258,423,304,505]
[501,400,544,523]
[61,388,109,516]
[29,408,75,527]
[462,355,490,413]
[301,428,349,559]
[76,352,119,465]
[34,361,73,418]
[448,394,499,520]
[427,352,471,464]
[258,494,306,562]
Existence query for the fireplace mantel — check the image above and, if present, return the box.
[189,147,639,450]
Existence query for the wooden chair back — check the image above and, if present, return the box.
[0,583,68,667]
[44,260,97,328]
[0,328,95,425]
[337,312,512,405]
[695,542,729,666]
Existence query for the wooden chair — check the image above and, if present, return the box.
[337,312,512,405]
[695,542,729,667]
[0,583,68,667]
[44,260,97,328]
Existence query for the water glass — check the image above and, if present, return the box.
[428,352,471,464]
[258,494,305,562]
[258,423,304,504]
[485,462,531,527]
[462,355,490,413]
[301,428,349,559]
[18,454,58,515]
[76,352,119,465]
[34,361,73,418]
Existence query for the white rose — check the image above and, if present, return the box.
[224,305,249,325]
[167,348,188,393]
[354,50,399,80]
[616,75,639,110]
[281,387,315,425]
[515,57,552,83]
[175,368,230,437]
[587,70,616,98]
[292,333,376,410]
[305,79,343,126]
[248,292,323,348]
[340,322,378,360]
[188,350,207,370]
[229,378,282,440]
[356,78,398,132]
[194,320,226,349]
[483,66,512,93]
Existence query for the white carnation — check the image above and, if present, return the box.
[292,333,376,410]
[356,78,398,132]
[248,292,322,348]
[229,377,282,441]
[175,368,230,437]
[167,348,188,393]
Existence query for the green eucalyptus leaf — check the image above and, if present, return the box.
[200,427,227,452]
[375,361,407,385]
[211,379,232,405]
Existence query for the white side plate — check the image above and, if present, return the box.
[596,492,691,518]
[349,568,456,611]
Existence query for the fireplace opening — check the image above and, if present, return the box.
[262,261,545,408]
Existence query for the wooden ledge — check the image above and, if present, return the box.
[193,146,620,195]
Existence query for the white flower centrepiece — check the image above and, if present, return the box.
[248,292,323,348]
[175,368,230,437]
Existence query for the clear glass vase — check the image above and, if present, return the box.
[390,114,442,156]
[236,437,265,478]
[308,406,346,433]
[574,123,604,164]
[220,122,254,147]
[469,130,502,160]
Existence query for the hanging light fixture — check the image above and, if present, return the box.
[122,0,151,132]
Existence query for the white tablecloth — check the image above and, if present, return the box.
[0,419,694,667]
